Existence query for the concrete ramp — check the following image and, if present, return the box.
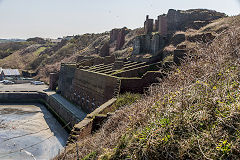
[50,94,86,120]
[47,93,87,129]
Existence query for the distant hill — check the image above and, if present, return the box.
[0,39,26,43]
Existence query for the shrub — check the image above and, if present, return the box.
[113,92,141,109]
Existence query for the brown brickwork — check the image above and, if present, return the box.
[144,15,153,34]
[116,28,126,50]
[49,73,59,90]
[110,29,121,43]
[158,15,168,36]
[99,42,110,57]
[71,69,119,113]
[154,19,159,32]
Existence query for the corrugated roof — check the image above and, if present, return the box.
[2,69,20,76]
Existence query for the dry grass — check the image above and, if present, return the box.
[0,45,46,69]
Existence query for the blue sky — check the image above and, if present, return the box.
[0,0,239,39]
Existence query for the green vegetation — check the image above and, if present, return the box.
[0,41,32,59]
[27,47,48,70]
[113,92,141,109]
[82,151,97,160]
[33,47,46,56]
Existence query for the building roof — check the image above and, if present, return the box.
[2,69,20,76]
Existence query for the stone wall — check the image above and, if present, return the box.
[70,69,119,113]
[120,71,164,93]
[78,55,115,67]
[110,28,128,50]
[158,15,168,36]
[120,78,143,93]
[144,15,154,34]
[68,98,116,144]
[46,94,85,129]
[0,91,87,130]
[49,73,59,90]
[132,33,166,56]
[186,32,216,43]
[58,64,77,98]
[170,33,186,46]
[99,42,110,57]
[110,29,121,43]
[116,28,126,50]
[0,91,45,102]
[114,63,160,78]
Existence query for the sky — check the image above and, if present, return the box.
[0,0,239,39]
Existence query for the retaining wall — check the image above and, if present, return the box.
[120,71,164,93]
[0,91,86,131]
[71,69,119,112]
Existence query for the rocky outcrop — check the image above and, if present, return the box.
[167,9,226,33]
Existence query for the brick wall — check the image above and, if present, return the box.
[71,69,119,113]
[120,71,164,94]
[158,15,168,36]
[144,15,154,34]
[78,55,115,67]
[49,73,59,90]
[58,64,77,98]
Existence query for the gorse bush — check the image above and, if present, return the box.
[55,16,240,160]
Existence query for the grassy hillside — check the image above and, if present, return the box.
[0,41,32,59]
[0,44,47,69]
[55,15,240,160]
